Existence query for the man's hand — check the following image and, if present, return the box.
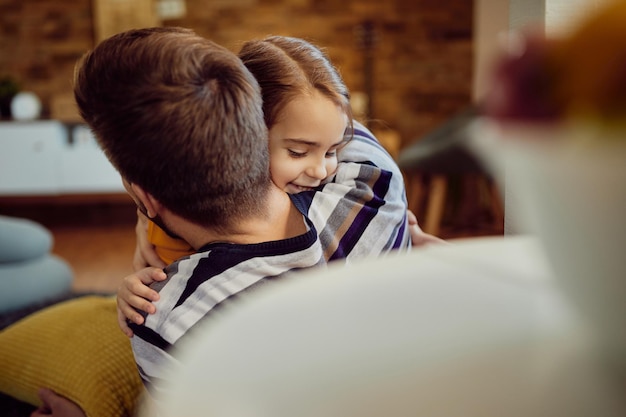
[117,267,167,337]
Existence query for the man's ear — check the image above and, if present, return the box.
[129,183,162,219]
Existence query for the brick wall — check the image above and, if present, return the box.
[0,0,473,149]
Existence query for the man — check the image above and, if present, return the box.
[74,26,410,405]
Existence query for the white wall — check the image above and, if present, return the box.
[545,0,614,37]
[472,0,509,103]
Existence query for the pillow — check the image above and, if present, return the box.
[0,255,73,314]
[0,215,52,262]
[0,295,143,417]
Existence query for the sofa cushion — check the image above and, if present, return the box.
[0,215,52,263]
[0,255,73,314]
[0,295,143,417]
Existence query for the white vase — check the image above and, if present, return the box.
[11,91,41,121]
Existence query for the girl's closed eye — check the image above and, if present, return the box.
[288,149,307,158]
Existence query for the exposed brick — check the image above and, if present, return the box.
[0,0,473,148]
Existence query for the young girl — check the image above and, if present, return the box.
[119,35,444,335]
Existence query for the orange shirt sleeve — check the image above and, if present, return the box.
[147,221,195,265]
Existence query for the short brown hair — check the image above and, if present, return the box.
[74,27,270,229]
[238,36,353,133]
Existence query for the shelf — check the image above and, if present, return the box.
[0,121,125,196]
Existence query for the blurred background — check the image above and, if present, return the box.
[1,0,473,149]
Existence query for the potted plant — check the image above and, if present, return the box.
[0,76,20,119]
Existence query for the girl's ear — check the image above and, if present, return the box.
[130,183,163,219]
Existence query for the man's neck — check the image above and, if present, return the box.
[167,186,307,250]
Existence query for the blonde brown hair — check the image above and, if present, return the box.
[74,27,270,229]
[239,36,353,135]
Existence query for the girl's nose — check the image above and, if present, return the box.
[306,162,327,180]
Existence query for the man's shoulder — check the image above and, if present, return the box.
[139,242,324,332]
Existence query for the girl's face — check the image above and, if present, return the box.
[268,91,348,194]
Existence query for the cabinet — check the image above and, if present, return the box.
[0,121,124,196]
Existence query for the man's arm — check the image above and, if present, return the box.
[130,324,177,389]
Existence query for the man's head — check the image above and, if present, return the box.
[74,27,270,230]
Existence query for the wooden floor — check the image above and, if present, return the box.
[51,223,136,293]
[1,189,503,295]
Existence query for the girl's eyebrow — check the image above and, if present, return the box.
[284,138,317,147]
[284,138,347,148]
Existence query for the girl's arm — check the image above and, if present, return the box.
[119,210,195,336]
[117,266,166,337]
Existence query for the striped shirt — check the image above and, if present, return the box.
[130,121,411,395]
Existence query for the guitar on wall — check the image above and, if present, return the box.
[354,20,378,127]
[353,21,400,158]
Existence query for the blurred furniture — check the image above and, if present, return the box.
[0,121,124,196]
[0,215,73,313]
[0,295,142,417]
[156,235,625,417]
[398,107,503,237]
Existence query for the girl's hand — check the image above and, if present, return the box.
[132,209,167,271]
[407,209,447,247]
[117,267,167,337]
[30,388,85,417]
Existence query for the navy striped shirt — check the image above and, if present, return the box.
[130,121,411,395]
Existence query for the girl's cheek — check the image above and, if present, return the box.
[328,160,339,176]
